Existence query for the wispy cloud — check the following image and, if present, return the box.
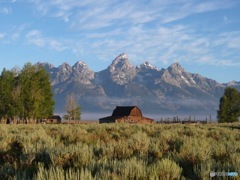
[0,33,5,39]
[26,30,66,51]
[26,30,44,46]
[0,7,12,15]
[2,0,240,69]
[215,31,240,50]
[1,23,29,42]
[30,0,237,28]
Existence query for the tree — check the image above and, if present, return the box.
[217,87,240,123]
[0,69,19,119]
[18,63,36,119]
[65,94,81,121]
[19,63,54,119]
[31,66,54,119]
[0,63,54,121]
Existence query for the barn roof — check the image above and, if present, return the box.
[112,106,137,116]
[48,115,62,120]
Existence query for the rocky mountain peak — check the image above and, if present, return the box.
[115,53,127,60]
[49,63,72,85]
[109,53,133,72]
[137,61,158,71]
[107,53,136,85]
[160,62,198,87]
[224,81,240,91]
[226,80,238,86]
[58,62,72,72]
[168,62,185,74]
[71,61,94,84]
[73,61,89,71]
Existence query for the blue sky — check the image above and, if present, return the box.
[0,0,240,83]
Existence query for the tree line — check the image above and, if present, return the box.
[0,63,54,121]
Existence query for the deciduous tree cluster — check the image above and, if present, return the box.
[64,94,81,121]
[0,63,54,120]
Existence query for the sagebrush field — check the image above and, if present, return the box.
[0,123,239,179]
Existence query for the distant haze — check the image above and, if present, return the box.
[67,112,218,122]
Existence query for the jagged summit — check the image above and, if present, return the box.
[168,62,185,73]
[169,62,184,69]
[226,80,238,86]
[107,53,136,85]
[112,53,128,64]
[58,62,72,71]
[143,61,154,68]
[137,61,158,71]
[74,61,87,66]
[115,53,127,59]
[73,61,89,71]
[109,53,133,71]
[71,61,94,84]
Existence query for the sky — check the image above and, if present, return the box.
[0,0,240,83]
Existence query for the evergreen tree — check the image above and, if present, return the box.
[217,87,240,123]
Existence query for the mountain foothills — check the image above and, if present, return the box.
[37,54,239,116]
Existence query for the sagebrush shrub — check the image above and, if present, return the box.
[149,158,182,180]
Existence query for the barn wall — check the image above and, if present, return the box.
[116,118,124,123]
[100,116,154,124]
[46,119,60,124]
[127,116,153,124]
[129,116,141,122]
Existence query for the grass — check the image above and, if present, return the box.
[0,123,239,179]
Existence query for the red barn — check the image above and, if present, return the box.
[99,106,154,124]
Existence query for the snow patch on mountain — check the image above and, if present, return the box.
[181,75,190,85]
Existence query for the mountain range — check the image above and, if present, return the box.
[37,53,240,117]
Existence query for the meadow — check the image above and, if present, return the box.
[0,123,239,179]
